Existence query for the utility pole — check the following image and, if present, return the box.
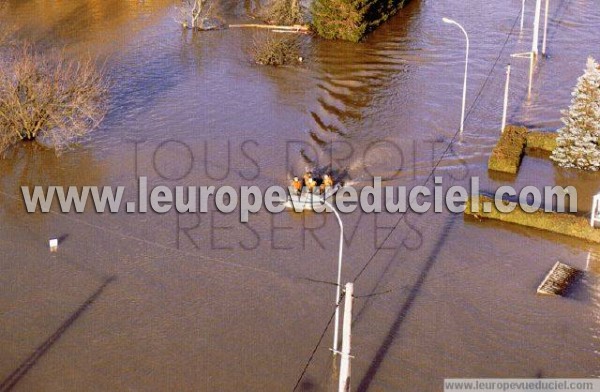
[338,283,354,392]
[501,64,511,133]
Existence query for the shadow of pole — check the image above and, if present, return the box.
[356,215,456,392]
[0,276,116,392]
[351,224,413,327]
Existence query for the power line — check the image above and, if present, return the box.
[292,292,344,392]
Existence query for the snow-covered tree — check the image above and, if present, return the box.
[551,57,600,170]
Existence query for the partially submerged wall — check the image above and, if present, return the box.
[311,0,407,42]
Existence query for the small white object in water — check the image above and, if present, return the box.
[298,56,303,63]
[49,239,58,252]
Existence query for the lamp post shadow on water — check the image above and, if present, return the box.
[442,17,469,135]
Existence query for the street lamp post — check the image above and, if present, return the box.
[443,17,470,134]
[324,200,344,355]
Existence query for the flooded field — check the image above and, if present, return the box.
[0,0,599,390]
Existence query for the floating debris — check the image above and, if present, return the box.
[537,261,583,296]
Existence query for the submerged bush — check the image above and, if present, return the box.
[252,34,301,66]
[0,45,109,156]
[176,0,215,29]
[311,0,408,42]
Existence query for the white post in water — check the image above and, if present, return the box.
[520,0,526,31]
[510,52,535,97]
[501,64,511,133]
[528,52,535,97]
[532,0,542,56]
[542,0,550,55]
[442,18,470,134]
[586,251,592,271]
[49,239,58,252]
[338,283,354,392]
[325,200,344,355]
[590,194,600,227]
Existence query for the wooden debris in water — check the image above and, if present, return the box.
[537,261,583,296]
[228,24,309,32]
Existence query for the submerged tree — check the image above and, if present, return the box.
[551,57,600,170]
[262,0,303,26]
[176,0,216,29]
[311,0,408,42]
[0,45,109,156]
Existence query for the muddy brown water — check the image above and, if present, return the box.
[0,0,599,391]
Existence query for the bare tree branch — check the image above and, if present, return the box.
[0,44,109,156]
[175,0,216,29]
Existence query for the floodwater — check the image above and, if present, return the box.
[1,0,599,390]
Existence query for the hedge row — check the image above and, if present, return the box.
[488,125,527,174]
[465,195,600,243]
[526,130,557,152]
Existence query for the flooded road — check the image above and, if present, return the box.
[1,0,599,390]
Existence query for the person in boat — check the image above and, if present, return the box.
[291,176,302,195]
[303,171,312,189]
[307,177,318,193]
[320,174,334,194]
